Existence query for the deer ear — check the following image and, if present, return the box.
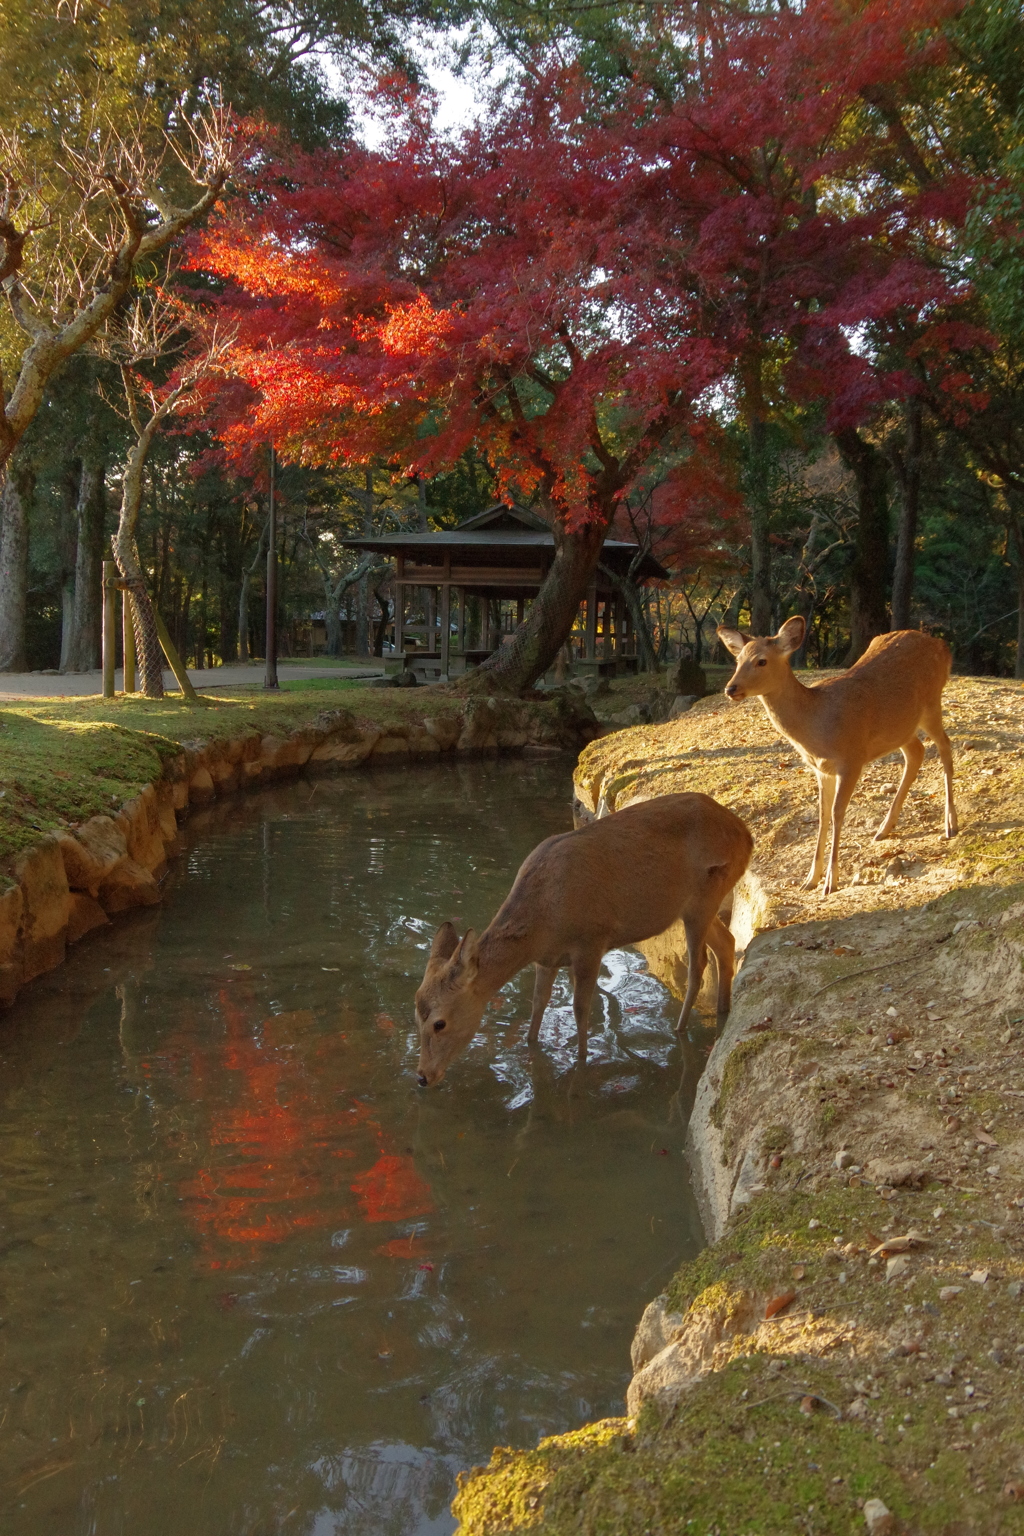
[717,626,749,658]
[452,928,480,980]
[429,922,460,966]
[775,615,806,655]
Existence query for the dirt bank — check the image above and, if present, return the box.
[0,686,597,1010]
[454,674,1024,1534]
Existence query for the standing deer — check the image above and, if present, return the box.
[717,616,957,896]
[414,792,753,1086]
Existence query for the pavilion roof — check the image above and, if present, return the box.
[339,503,669,582]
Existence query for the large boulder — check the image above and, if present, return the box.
[308,727,382,772]
[97,857,161,915]
[54,816,128,895]
[67,891,110,944]
[0,883,24,1006]
[13,837,71,984]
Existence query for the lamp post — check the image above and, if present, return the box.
[264,443,279,690]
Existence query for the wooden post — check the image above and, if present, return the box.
[585,581,597,661]
[154,608,201,703]
[102,560,117,699]
[456,588,466,654]
[439,583,451,677]
[614,594,625,657]
[122,589,136,694]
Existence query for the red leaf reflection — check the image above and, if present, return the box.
[351,1155,434,1223]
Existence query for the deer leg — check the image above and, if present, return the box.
[821,770,861,896]
[705,914,736,1023]
[569,954,602,1063]
[527,964,558,1045]
[874,735,924,840]
[675,918,709,1035]
[802,772,837,890]
[922,704,958,837]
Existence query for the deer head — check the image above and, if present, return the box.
[718,615,805,700]
[414,922,487,1086]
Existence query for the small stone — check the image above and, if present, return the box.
[835,1148,855,1170]
[1006,1280,1023,1299]
[939,1286,963,1302]
[863,1497,894,1535]
[808,1218,821,1230]
[970,1269,990,1285]
[886,1005,898,1017]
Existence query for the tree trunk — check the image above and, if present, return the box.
[112,456,165,699]
[355,572,371,657]
[747,414,773,634]
[65,460,105,671]
[0,460,34,671]
[889,396,922,631]
[238,515,269,663]
[373,585,390,656]
[57,462,79,672]
[600,564,659,671]
[835,427,890,662]
[1009,508,1024,681]
[464,508,612,693]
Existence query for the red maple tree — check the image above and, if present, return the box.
[190,0,973,684]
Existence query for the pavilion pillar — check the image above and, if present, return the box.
[440,553,451,677]
[457,588,466,654]
[585,581,597,661]
[614,594,625,656]
[394,555,405,656]
[426,586,437,652]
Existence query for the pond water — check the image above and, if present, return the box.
[0,758,708,1536]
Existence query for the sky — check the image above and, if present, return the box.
[325,26,495,149]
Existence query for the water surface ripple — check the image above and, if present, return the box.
[0,759,706,1535]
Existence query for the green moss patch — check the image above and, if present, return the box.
[458,1185,1024,1534]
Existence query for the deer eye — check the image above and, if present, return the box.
[433,1019,447,1033]
[756,658,767,667]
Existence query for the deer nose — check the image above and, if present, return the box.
[725,683,740,698]
[416,1072,428,1087]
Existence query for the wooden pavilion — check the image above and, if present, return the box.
[339,503,668,680]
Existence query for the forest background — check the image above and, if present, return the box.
[0,0,1022,692]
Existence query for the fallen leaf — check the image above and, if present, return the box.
[792,1264,806,1280]
[976,1129,999,1147]
[1003,1481,1024,1501]
[870,1231,927,1259]
[765,1290,797,1319]
[228,963,251,971]
[799,1395,816,1415]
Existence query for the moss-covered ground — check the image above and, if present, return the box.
[0,684,488,867]
[455,1176,1024,1534]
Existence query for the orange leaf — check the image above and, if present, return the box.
[765,1290,796,1319]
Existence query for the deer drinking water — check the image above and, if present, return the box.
[718,616,957,896]
[414,792,753,1086]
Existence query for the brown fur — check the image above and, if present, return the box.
[718,617,957,896]
[414,792,753,1085]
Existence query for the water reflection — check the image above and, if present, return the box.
[0,760,708,1535]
